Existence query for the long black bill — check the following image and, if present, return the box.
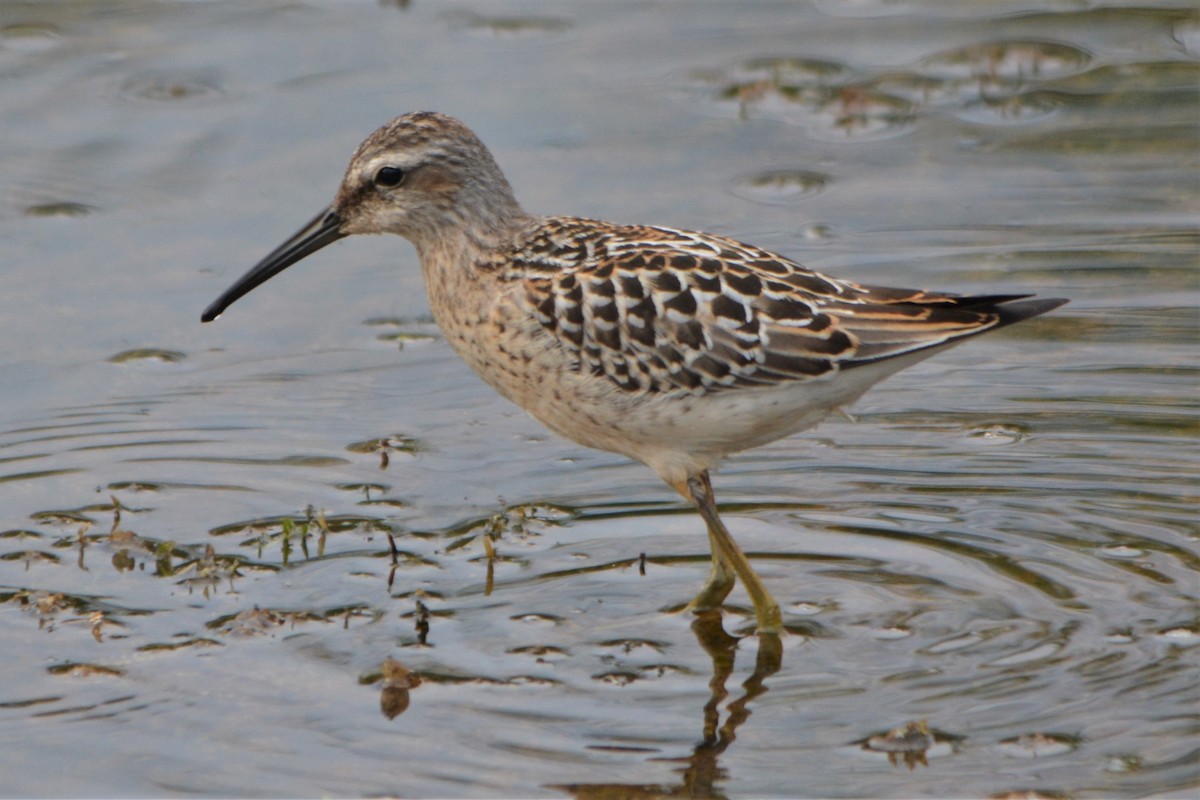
[201,208,346,322]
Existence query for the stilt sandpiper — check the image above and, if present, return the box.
[203,111,1066,634]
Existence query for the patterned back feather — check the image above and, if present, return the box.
[494,219,1025,395]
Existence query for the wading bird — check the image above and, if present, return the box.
[203,112,1065,633]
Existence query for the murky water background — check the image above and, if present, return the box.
[1,2,1197,797]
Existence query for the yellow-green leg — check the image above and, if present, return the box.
[684,472,783,634]
[688,523,737,611]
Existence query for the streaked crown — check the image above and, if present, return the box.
[333,111,525,245]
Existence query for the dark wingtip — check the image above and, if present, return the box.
[991,296,1069,329]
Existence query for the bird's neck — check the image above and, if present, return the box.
[411,194,529,271]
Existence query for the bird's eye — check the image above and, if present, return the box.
[374,166,405,188]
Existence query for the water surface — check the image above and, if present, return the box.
[0,2,1197,798]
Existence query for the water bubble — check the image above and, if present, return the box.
[118,73,225,104]
[0,22,61,54]
[1154,626,1200,646]
[924,631,983,654]
[997,732,1078,758]
[730,169,829,205]
[511,613,562,625]
[789,601,827,616]
[594,670,639,686]
[966,423,1030,444]
[921,41,1091,83]
[24,202,97,217]
[447,12,571,39]
[48,662,125,678]
[107,348,186,364]
[873,625,914,640]
[1099,544,1146,559]
[1104,754,1143,773]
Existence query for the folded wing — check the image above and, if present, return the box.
[516,220,1063,395]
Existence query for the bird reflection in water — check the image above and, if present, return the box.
[377,657,422,720]
[553,611,783,799]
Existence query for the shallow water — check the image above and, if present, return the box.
[1,1,1197,798]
